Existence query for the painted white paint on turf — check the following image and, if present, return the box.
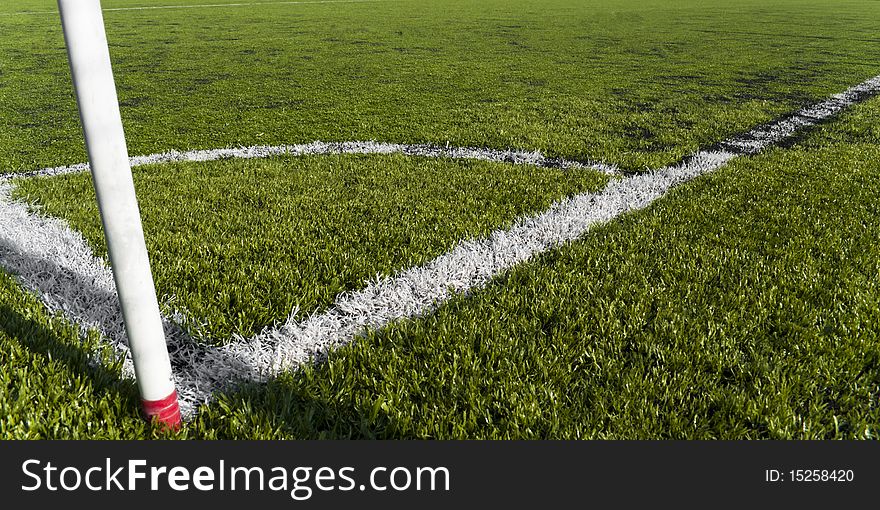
[1,73,878,418]
[0,141,620,181]
[720,76,880,154]
[257,150,737,373]
[0,180,201,410]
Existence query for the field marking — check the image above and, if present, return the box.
[1,73,878,418]
[0,141,620,181]
[0,0,387,17]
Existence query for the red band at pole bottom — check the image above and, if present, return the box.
[142,390,182,429]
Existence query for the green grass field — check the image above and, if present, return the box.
[2,0,879,172]
[13,155,608,340]
[2,0,880,439]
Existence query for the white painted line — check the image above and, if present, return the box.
[720,77,880,154]
[1,73,878,419]
[0,181,199,415]
[258,150,737,372]
[0,141,621,181]
[0,0,387,17]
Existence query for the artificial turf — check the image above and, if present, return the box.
[0,270,162,439]
[2,0,880,439]
[3,86,879,440]
[12,154,609,340]
[1,0,880,173]
[189,95,880,439]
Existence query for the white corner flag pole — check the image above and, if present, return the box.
[58,0,181,428]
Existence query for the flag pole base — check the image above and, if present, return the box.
[142,390,182,429]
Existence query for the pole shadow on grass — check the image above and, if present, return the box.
[0,287,386,439]
[0,301,142,414]
[1,288,386,438]
[0,236,390,437]
[192,362,405,439]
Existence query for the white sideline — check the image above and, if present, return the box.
[0,0,387,17]
[0,141,620,181]
[1,74,879,419]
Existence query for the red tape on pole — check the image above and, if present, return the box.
[142,391,182,429]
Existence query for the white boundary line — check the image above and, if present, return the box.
[0,141,620,181]
[1,74,879,419]
[0,0,386,17]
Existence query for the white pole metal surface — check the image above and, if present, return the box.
[57,0,180,427]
